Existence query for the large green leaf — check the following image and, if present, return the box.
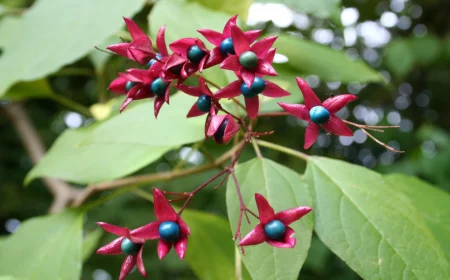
[0,210,84,280]
[384,174,450,261]
[256,0,341,23]
[226,158,313,280]
[0,0,145,96]
[182,209,251,280]
[274,35,383,83]
[188,0,252,20]
[1,80,53,101]
[305,157,450,279]
[149,0,235,87]
[26,94,205,184]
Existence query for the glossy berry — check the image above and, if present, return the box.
[240,77,266,98]
[264,220,286,240]
[309,106,330,125]
[121,238,141,255]
[239,51,258,69]
[196,94,212,112]
[213,118,229,143]
[125,81,135,91]
[151,78,168,96]
[187,45,206,64]
[159,221,180,242]
[220,38,235,55]
[147,53,162,67]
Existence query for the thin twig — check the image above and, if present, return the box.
[177,169,228,215]
[3,102,82,213]
[255,139,309,161]
[343,119,399,132]
[72,141,246,206]
[361,129,404,153]
[251,137,263,158]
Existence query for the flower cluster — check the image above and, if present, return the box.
[107,16,290,145]
[97,189,311,279]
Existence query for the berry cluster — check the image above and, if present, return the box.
[98,14,399,279]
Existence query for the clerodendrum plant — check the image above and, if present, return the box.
[95,16,406,280]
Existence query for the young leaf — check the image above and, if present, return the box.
[0,210,84,280]
[305,157,450,279]
[384,174,450,261]
[0,0,145,96]
[182,209,251,280]
[26,94,205,184]
[226,158,313,280]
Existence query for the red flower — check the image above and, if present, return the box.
[239,194,312,248]
[167,38,210,79]
[108,63,172,117]
[176,77,217,118]
[107,17,156,65]
[206,114,240,144]
[197,15,261,68]
[278,77,357,149]
[147,25,170,68]
[133,188,190,260]
[215,54,290,119]
[220,24,277,87]
[96,223,148,280]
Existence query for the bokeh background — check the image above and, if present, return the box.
[1,0,449,279]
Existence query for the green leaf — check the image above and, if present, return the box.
[305,157,450,279]
[188,0,252,21]
[226,158,313,280]
[384,174,450,261]
[1,80,53,101]
[0,277,20,280]
[274,35,382,83]
[26,94,205,184]
[82,228,103,262]
[182,209,251,280]
[0,16,21,48]
[149,0,233,87]
[0,0,145,96]
[409,35,443,66]
[256,0,341,23]
[384,39,416,78]
[0,210,84,280]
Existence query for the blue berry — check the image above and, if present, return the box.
[309,106,330,125]
[150,78,168,97]
[125,81,135,91]
[147,53,163,68]
[239,51,258,69]
[187,45,206,64]
[240,77,266,98]
[220,38,235,55]
[159,221,180,242]
[196,94,212,112]
[121,238,141,255]
[264,220,286,240]
[213,118,229,144]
